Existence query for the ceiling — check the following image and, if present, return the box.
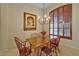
[29,3,53,9]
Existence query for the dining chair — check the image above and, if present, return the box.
[50,36,60,55]
[40,46,54,56]
[14,37,31,56]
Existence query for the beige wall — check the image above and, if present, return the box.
[46,3,79,50]
[0,4,1,49]
[0,4,9,50]
[0,3,42,51]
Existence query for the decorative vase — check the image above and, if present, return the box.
[40,31,46,39]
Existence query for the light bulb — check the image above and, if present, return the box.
[44,15,47,18]
[48,16,50,19]
[37,16,40,20]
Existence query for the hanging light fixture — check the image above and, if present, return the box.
[38,3,50,39]
[38,3,50,30]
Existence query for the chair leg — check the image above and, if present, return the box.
[57,47,60,53]
[40,51,48,56]
[49,52,53,56]
[40,50,42,56]
[29,53,32,56]
[46,54,48,56]
[54,47,58,56]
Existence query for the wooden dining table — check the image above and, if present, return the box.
[25,37,50,56]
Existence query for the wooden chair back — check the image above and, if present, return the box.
[50,36,60,47]
[14,37,31,56]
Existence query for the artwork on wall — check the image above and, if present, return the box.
[24,12,37,31]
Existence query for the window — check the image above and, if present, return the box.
[49,4,72,39]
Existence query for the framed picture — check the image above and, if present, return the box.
[24,12,37,31]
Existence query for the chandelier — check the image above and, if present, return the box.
[38,3,50,39]
[38,3,50,30]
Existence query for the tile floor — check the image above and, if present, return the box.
[0,45,79,56]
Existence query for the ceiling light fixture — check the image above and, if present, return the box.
[38,3,50,31]
[38,3,50,39]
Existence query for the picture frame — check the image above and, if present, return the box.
[24,12,37,31]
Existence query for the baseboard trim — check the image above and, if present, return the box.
[0,47,17,52]
[61,44,79,51]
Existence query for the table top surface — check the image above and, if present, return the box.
[26,37,50,48]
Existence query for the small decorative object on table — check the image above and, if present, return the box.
[40,31,46,39]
